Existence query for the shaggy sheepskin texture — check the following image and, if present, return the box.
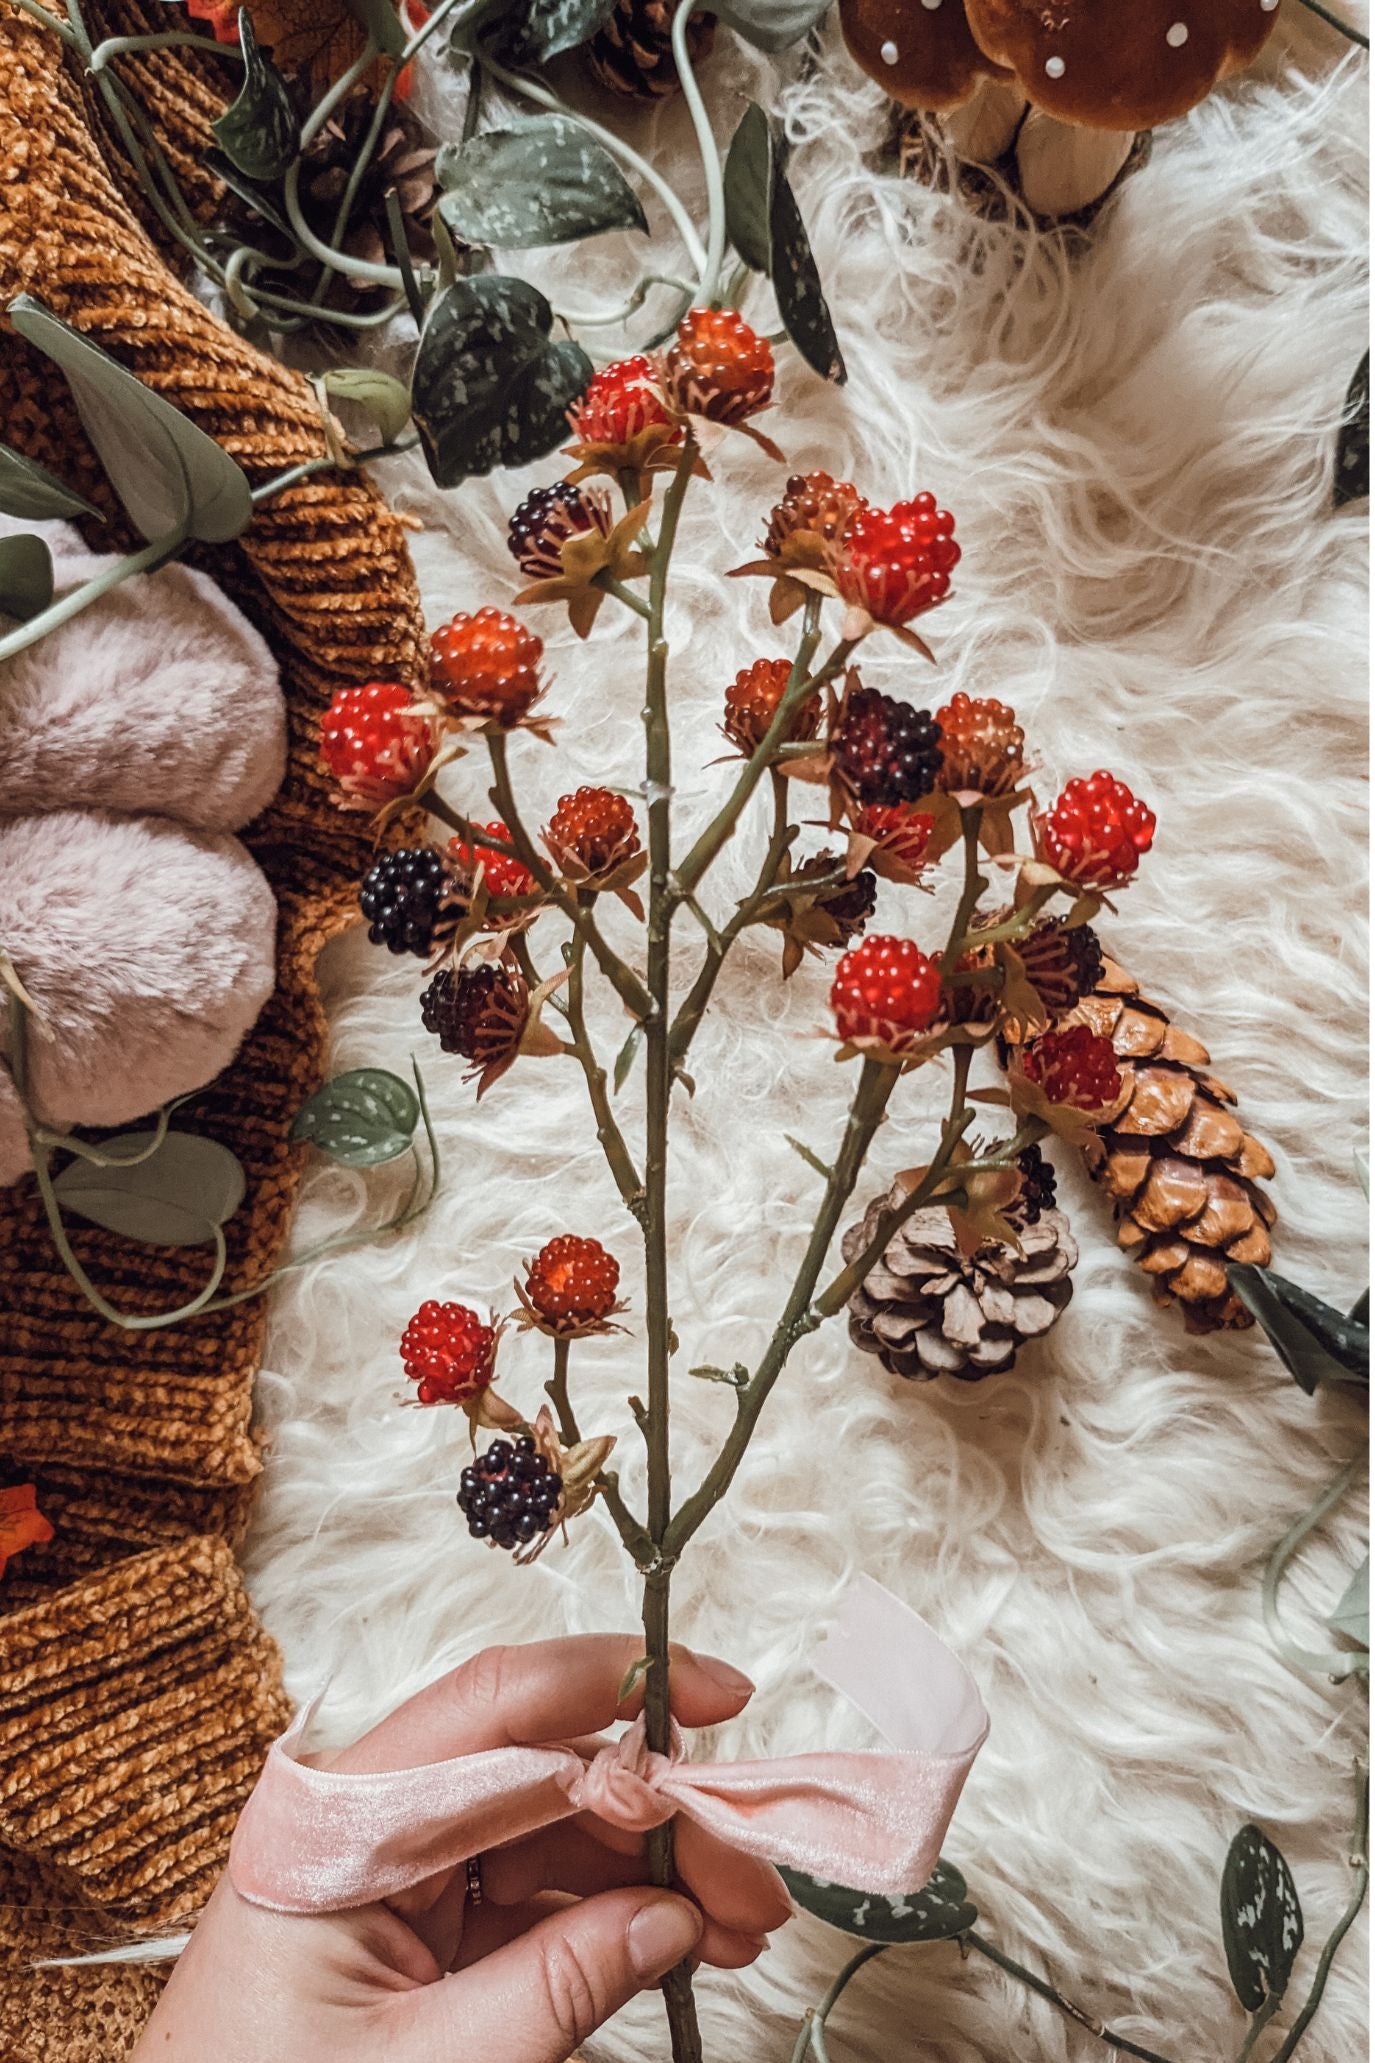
[0,811,277,1182]
[246,15,1368,2062]
[0,516,285,831]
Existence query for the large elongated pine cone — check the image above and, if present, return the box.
[1069,958,1277,1333]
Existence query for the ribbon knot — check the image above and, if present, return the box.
[569,1718,679,1834]
[228,1578,989,1912]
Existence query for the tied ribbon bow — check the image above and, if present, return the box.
[228,1577,988,1910]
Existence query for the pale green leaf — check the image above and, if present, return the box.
[322,367,413,444]
[9,296,253,545]
[1329,1556,1369,1649]
[0,443,100,521]
[52,1131,246,1248]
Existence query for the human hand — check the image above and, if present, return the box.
[133,1635,791,2063]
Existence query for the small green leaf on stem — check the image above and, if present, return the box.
[437,116,648,249]
[0,443,100,522]
[212,11,298,182]
[1220,1824,1304,2012]
[0,534,54,621]
[411,276,592,484]
[321,367,413,445]
[51,1132,246,1248]
[688,1363,750,1387]
[617,1654,653,1705]
[614,1022,645,1092]
[290,1068,421,1166]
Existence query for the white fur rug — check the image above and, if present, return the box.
[245,13,1370,2060]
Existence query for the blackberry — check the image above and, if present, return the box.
[795,853,877,944]
[1015,1144,1057,1225]
[358,846,450,957]
[457,1435,563,1551]
[833,687,943,807]
[507,481,610,582]
[420,961,528,1066]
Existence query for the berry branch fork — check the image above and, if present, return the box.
[329,316,1161,2062]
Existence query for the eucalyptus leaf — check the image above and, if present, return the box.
[498,0,617,61]
[8,296,253,545]
[723,104,773,274]
[290,1068,420,1167]
[212,11,298,182]
[713,0,830,52]
[52,1131,246,1248]
[1220,1824,1303,2011]
[0,534,54,621]
[780,1860,977,1943]
[322,367,413,444]
[411,275,592,485]
[344,0,407,56]
[436,117,647,251]
[0,442,100,521]
[1228,1264,1370,1394]
[1329,1555,1369,1649]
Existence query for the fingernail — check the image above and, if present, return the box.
[628,1896,703,1980]
[692,1652,755,1697]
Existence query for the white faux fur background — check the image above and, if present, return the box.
[245,12,1370,2060]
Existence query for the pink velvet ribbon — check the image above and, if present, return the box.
[228,1576,988,1909]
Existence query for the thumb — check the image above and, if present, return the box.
[418,1888,703,2063]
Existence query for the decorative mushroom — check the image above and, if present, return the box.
[841,0,1283,221]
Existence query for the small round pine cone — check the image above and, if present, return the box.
[844,1187,1077,1381]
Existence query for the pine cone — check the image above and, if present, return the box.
[843,1187,1077,1381]
[1066,957,1277,1333]
[586,0,717,100]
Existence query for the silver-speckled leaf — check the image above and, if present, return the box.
[498,0,618,61]
[290,1068,420,1167]
[52,1132,246,1248]
[714,0,830,51]
[0,533,54,621]
[780,1859,977,1942]
[1228,1263,1369,1394]
[212,11,298,183]
[722,103,844,385]
[724,104,773,273]
[411,276,593,485]
[1220,1824,1303,2011]
[0,443,100,521]
[437,117,647,250]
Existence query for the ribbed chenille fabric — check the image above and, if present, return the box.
[0,3,425,2049]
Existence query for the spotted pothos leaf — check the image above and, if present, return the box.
[724,104,844,385]
[436,117,647,250]
[495,0,617,60]
[212,11,298,182]
[780,1859,977,1943]
[1220,1824,1304,2012]
[1228,1264,1369,1394]
[713,0,830,50]
[411,276,593,485]
[290,1068,420,1167]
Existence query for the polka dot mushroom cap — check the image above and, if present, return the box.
[842,0,1281,129]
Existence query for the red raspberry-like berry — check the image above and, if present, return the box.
[447,821,535,902]
[320,682,433,807]
[545,787,641,876]
[935,693,1025,796]
[429,608,543,726]
[569,354,680,449]
[1022,1024,1123,1111]
[854,803,935,872]
[665,308,774,425]
[524,1235,621,1331]
[763,472,866,560]
[723,657,820,754]
[830,935,943,1049]
[400,1299,496,1406]
[1039,771,1156,889]
[837,494,959,627]
[507,481,613,581]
